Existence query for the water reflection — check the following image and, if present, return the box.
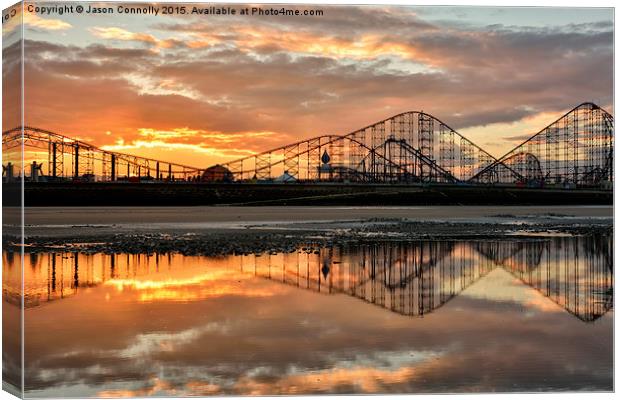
[5,235,613,322]
[246,238,612,322]
[2,235,613,395]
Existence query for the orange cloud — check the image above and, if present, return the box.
[24,12,72,30]
[93,127,288,166]
[13,7,613,171]
[137,127,278,144]
[3,8,72,33]
[90,27,177,49]
[191,26,422,62]
[100,138,256,163]
[90,24,428,63]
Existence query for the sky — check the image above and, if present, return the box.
[2,2,614,168]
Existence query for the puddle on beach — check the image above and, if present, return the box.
[2,235,613,396]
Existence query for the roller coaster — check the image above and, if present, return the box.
[2,102,613,189]
[470,102,614,187]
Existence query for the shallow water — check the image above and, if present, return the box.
[3,235,613,396]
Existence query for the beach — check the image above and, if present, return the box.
[4,205,612,256]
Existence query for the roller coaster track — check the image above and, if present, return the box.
[2,102,613,188]
[469,102,614,186]
[2,126,201,181]
[219,110,513,183]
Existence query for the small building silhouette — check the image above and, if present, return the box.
[201,165,233,182]
[274,171,297,182]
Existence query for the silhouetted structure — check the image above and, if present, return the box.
[2,102,613,189]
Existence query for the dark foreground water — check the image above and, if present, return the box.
[3,235,613,396]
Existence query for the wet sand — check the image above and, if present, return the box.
[20,205,613,223]
[2,206,612,255]
[8,205,613,228]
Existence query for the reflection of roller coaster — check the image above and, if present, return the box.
[249,237,612,322]
[5,236,610,323]
[490,237,614,322]
[2,102,613,189]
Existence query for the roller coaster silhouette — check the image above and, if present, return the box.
[2,102,613,189]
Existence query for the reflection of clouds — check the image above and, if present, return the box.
[104,270,283,302]
[330,349,444,369]
[18,237,613,395]
[523,295,566,314]
[97,377,176,398]
[117,322,231,359]
[183,380,222,396]
[462,269,564,314]
[23,266,612,395]
[233,365,419,395]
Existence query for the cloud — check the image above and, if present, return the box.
[89,27,181,50]
[22,248,613,395]
[100,139,257,164]
[503,134,537,143]
[12,6,613,165]
[24,12,72,31]
[3,8,72,35]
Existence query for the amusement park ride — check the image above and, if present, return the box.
[2,102,614,189]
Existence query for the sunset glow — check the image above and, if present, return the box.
[1,3,611,168]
